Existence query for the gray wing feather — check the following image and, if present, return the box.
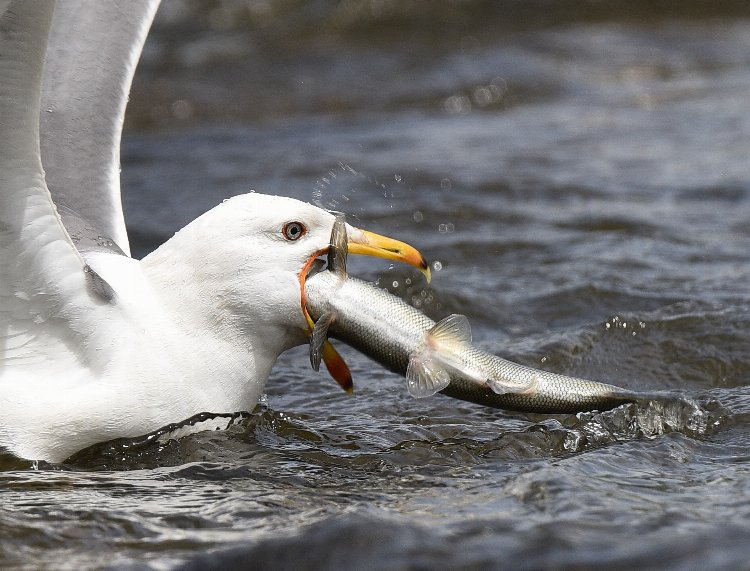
[40,0,161,257]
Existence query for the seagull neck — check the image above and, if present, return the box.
[139,238,295,361]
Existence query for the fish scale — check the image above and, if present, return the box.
[305,270,636,414]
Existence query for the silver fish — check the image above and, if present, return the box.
[303,217,636,414]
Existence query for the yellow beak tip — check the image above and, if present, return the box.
[349,228,431,284]
[421,263,432,284]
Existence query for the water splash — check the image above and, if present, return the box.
[556,394,728,454]
[312,162,405,215]
[308,159,443,226]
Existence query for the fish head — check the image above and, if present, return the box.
[299,205,431,393]
[298,208,430,330]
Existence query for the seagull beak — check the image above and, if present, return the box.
[347,227,431,283]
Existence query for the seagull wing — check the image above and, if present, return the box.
[40,0,161,256]
[0,2,107,375]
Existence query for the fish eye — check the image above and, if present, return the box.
[282,221,307,241]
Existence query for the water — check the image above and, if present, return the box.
[3,1,750,568]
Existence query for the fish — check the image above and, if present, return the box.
[302,216,637,414]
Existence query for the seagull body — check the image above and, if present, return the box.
[0,1,427,462]
[1,193,332,462]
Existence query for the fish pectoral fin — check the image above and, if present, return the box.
[487,374,538,395]
[309,311,354,393]
[406,352,451,398]
[427,314,472,352]
[322,341,354,394]
[405,315,470,398]
[309,311,336,372]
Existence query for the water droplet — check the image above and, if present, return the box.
[473,86,494,107]
[258,394,269,410]
[491,76,508,93]
[394,174,402,183]
[443,95,471,114]
[440,178,452,191]
[171,99,193,120]
[413,210,424,223]
[392,281,399,288]
[432,261,443,271]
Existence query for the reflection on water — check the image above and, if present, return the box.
[3,0,750,569]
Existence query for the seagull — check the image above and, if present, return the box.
[0,1,429,463]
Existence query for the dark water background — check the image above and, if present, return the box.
[3,0,750,569]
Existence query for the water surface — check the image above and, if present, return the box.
[2,1,750,569]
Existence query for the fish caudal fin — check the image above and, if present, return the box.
[322,341,353,394]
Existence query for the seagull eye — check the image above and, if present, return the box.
[282,221,306,241]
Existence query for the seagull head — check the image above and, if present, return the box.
[142,193,428,353]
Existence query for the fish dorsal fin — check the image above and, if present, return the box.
[327,214,348,279]
[428,314,472,350]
